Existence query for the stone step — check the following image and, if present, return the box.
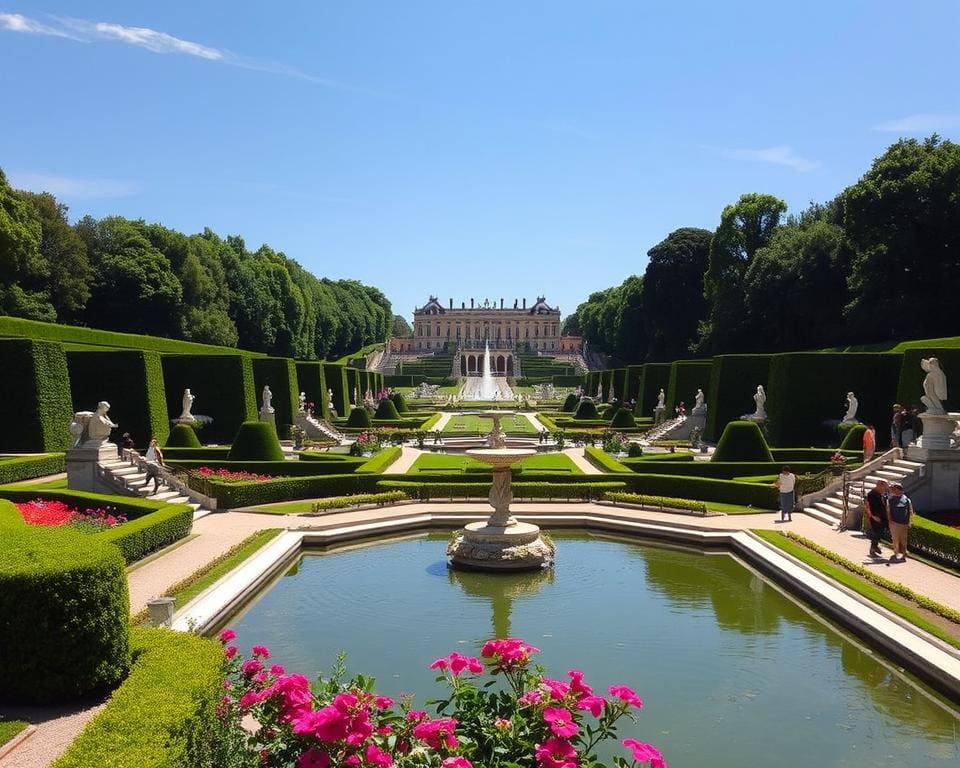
[151,490,182,501]
[874,468,909,479]
[893,458,925,468]
[109,466,144,477]
[813,501,843,519]
[821,497,845,510]
[803,506,838,526]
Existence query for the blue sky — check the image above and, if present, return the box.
[2,1,959,325]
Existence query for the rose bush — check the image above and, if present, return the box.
[215,631,666,768]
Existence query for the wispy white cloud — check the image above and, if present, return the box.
[8,171,138,199]
[717,144,819,173]
[874,113,960,133]
[0,11,381,94]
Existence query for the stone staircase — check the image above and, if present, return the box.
[639,415,686,444]
[297,413,347,444]
[98,452,217,520]
[802,453,925,527]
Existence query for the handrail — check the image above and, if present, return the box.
[799,447,902,513]
[120,449,217,510]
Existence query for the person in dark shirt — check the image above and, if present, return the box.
[887,482,913,562]
[864,479,888,558]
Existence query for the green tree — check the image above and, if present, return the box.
[844,135,960,341]
[612,275,646,362]
[0,169,45,318]
[697,193,787,354]
[640,227,712,360]
[392,313,412,337]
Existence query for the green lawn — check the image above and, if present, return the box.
[0,719,29,747]
[246,501,317,514]
[441,414,539,436]
[407,453,582,474]
[23,477,68,489]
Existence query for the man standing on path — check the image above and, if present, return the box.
[887,482,914,562]
[865,479,888,558]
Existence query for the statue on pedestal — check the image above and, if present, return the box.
[921,357,948,415]
[298,392,306,413]
[842,391,859,423]
[69,401,118,447]
[751,385,767,420]
[179,388,196,421]
[692,388,707,415]
[261,385,274,414]
[657,389,666,409]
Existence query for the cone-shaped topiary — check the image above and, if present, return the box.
[375,398,401,420]
[610,407,636,428]
[347,407,373,428]
[227,421,283,461]
[713,420,774,462]
[390,392,409,414]
[839,423,867,450]
[562,393,579,412]
[573,397,599,420]
[165,423,201,448]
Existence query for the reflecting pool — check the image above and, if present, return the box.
[230,532,960,767]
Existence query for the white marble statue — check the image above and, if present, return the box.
[657,389,666,409]
[842,391,859,423]
[179,388,196,421]
[752,385,767,420]
[69,401,118,447]
[692,388,706,415]
[921,357,948,415]
[261,385,274,414]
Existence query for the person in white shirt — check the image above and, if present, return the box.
[774,466,796,523]
[144,437,164,494]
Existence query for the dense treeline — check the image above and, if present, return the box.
[564,136,960,362]
[0,169,391,359]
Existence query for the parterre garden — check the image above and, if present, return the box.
[4,317,960,766]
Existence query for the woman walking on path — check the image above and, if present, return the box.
[886,481,913,562]
[774,466,796,523]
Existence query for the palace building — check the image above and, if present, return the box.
[389,295,583,376]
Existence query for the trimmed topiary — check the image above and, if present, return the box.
[375,398,401,420]
[839,423,868,450]
[390,392,409,413]
[713,420,774,462]
[166,423,201,448]
[573,398,600,420]
[562,393,579,412]
[227,421,283,461]
[347,407,373,428]
[0,501,130,702]
[610,407,636,428]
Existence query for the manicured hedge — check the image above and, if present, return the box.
[603,491,708,515]
[295,361,328,420]
[625,365,645,404]
[573,398,600,420]
[67,349,170,447]
[636,363,672,418]
[561,393,578,412]
[0,339,74,452]
[610,408,636,428]
[52,627,223,768]
[665,360,712,414]
[704,354,772,441]
[600,369,613,402]
[347,407,373,427]
[322,363,350,418]
[356,447,403,474]
[611,368,627,403]
[897,347,960,413]
[160,446,231,460]
[910,516,960,568]
[161,354,257,444]
[765,352,901,446]
[312,490,409,512]
[583,446,633,473]
[166,423,201,448]
[346,368,360,409]
[619,474,778,508]
[376,480,626,501]
[839,424,868,450]
[770,448,862,462]
[227,421,283,461]
[0,500,129,702]
[713,420,774,462]
[252,357,299,439]
[623,451,695,462]
[0,453,65,484]
[375,398,401,420]
[297,451,366,463]
[390,392,409,413]
[176,459,363,479]
[620,460,836,480]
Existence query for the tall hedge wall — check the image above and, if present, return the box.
[636,363,672,418]
[252,357,299,438]
[704,355,773,441]
[765,352,902,447]
[161,355,256,444]
[0,339,73,452]
[611,368,627,403]
[323,363,350,418]
[67,349,169,447]
[665,360,713,414]
[295,361,329,420]
[625,365,644,404]
[599,369,612,402]
[896,347,960,412]
[346,367,360,406]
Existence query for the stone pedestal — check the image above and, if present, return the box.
[67,442,121,493]
[259,409,276,428]
[916,412,960,450]
[653,406,666,425]
[904,444,960,512]
[448,521,554,571]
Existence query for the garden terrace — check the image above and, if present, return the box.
[407,453,583,474]
[440,413,539,436]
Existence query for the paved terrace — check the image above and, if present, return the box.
[3,499,959,767]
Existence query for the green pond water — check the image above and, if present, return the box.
[230,532,960,767]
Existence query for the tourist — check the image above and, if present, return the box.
[121,431,135,457]
[774,466,796,522]
[144,437,165,494]
[864,479,888,558]
[911,404,923,440]
[886,481,913,561]
[862,423,876,462]
[890,404,903,449]
[900,406,915,448]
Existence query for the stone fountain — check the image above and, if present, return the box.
[447,411,556,571]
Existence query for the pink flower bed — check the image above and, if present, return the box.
[196,466,274,482]
[15,498,126,530]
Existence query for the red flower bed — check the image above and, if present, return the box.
[196,467,274,482]
[15,498,126,531]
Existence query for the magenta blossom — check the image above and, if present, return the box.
[432,652,484,676]
[241,658,264,678]
[608,684,644,710]
[576,695,607,717]
[442,758,473,768]
[567,669,593,697]
[535,737,578,768]
[412,717,459,750]
[225,645,238,660]
[375,695,394,710]
[364,743,393,768]
[251,644,271,659]
[541,677,571,700]
[481,638,540,668]
[543,707,578,738]
[219,628,237,644]
[298,749,331,768]
[623,738,667,768]
[519,690,543,706]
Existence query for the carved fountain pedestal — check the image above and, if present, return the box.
[447,412,555,571]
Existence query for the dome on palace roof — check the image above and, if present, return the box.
[418,296,445,314]
[529,296,555,314]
